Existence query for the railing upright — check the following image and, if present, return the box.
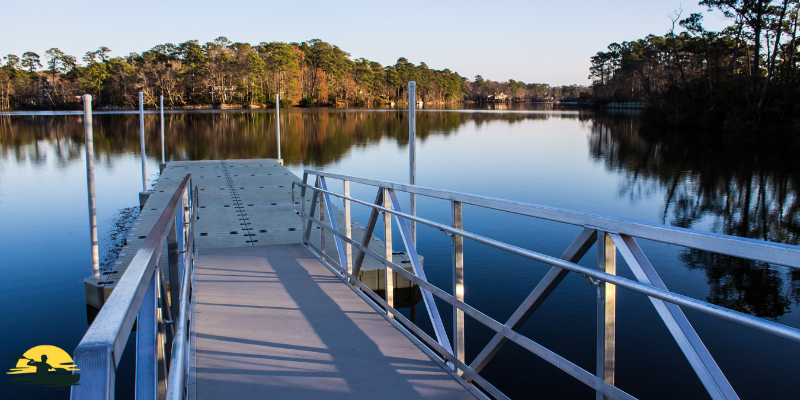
[293,170,800,400]
[452,201,464,368]
[384,188,394,312]
[596,231,616,400]
[344,180,352,275]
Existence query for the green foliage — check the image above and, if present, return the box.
[0,37,582,110]
[590,0,800,133]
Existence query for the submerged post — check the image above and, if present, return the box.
[159,95,166,173]
[408,81,417,245]
[276,94,283,165]
[83,95,100,280]
[139,92,149,208]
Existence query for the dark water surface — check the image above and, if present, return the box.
[1,106,798,399]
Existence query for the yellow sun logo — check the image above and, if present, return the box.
[7,345,80,388]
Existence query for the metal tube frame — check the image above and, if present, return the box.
[71,174,197,400]
[293,170,800,400]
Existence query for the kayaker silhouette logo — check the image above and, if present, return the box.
[7,345,80,389]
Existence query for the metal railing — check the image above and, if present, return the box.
[292,170,800,400]
[71,174,197,400]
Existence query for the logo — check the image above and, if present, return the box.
[7,345,80,389]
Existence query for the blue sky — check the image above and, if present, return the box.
[1,0,729,86]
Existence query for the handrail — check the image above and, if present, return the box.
[303,169,800,269]
[295,170,800,400]
[71,174,197,400]
[292,180,800,343]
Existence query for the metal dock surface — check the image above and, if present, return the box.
[191,244,474,399]
[109,159,474,399]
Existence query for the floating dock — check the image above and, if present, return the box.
[85,159,475,399]
[85,160,417,309]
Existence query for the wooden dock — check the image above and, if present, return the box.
[97,159,476,399]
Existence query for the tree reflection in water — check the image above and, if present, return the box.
[4,109,797,320]
[0,110,554,167]
[588,113,800,318]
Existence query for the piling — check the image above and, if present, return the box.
[276,94,283,165]
[408,81,417,245]
[159,95,166,174]
[139,92,149,208]
[83,95,100,280]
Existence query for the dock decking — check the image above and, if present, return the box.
[93,159,474,399]
[191,244,474,399]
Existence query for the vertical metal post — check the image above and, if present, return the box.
[176,201,186,286]
[159,95,166,173]
[276,94,282,164]
[83,95,100,280]
[155,266,168,399]
[135,271,157,400]
[301,173,308,244]
[596,231,616,400]
[182,187,190,281]
[139,92,147,192]
[452,201,464,368]
[168,217,180,320]
[408,81,417,246]
[319,181,325,256]
[384,188,394,313]
[344,180,352,276]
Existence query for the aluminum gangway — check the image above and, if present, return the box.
[70,162,800,400]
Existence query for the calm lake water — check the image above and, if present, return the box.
[1,105,798,399]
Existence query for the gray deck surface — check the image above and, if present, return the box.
[97,159,415,299]
[95,159,472,398]
[193,244,475,399]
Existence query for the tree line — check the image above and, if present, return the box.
[0,38,586,110]
[589,0,800,133]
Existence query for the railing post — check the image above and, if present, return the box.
[408,81,417,246]
[319,179,325,256]
[157,263,175,362]
[159,95,166,174]
[168,217,180,320]
[135,271,157,400]
[452,201,464,368]
[155,266,168,399]
[301,173,308,243]
[182,186,190,282]
[596,231,616,400]
[384,188,394,313]
[176,202,186,288]
[82,95,100,279]
[343,180,352,276]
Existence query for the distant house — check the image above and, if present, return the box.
[487,92,508,102]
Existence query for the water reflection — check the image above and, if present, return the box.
[0,110,576,168]
[3,109,798,321]
[589,114,800,317]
